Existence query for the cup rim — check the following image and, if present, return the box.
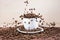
[23,18,40,19]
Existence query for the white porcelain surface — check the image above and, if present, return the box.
[22,18,40,30]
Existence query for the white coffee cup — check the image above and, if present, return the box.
[22,18,40,30]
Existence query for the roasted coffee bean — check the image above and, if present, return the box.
[39,20,41,23]
[21,18,23,20]
[15,20,17,23]
[41,23,44,25]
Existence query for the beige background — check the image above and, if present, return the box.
[0,0,60,27]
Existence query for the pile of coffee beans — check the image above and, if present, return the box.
[0,27,60,40]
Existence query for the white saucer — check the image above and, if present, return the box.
[17,27,44,34]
